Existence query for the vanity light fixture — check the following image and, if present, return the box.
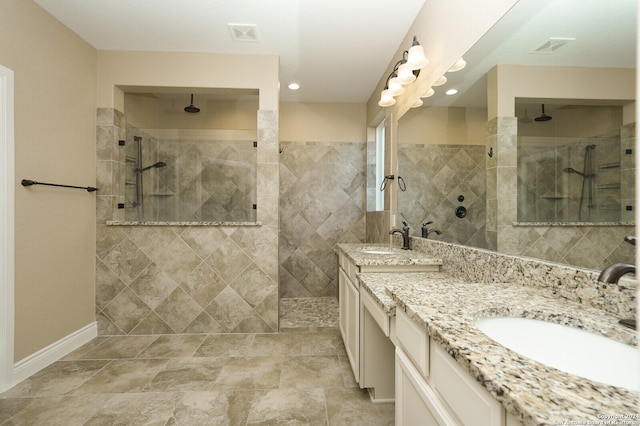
[377,36,429,107]
[448,57,467,72]
[433,75,448,86]
[422,88,435,98]
[411,98,424,108]
[378,90,396,107]
[406,36,429,70]
[387,76,405,96]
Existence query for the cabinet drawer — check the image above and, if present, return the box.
[361,288,390,336]
[431,343,504,426]
[395,308,428,378]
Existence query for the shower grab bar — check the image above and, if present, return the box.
[21,179,98,192]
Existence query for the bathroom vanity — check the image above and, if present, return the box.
[336,244,442,401]
[337,243,638,425]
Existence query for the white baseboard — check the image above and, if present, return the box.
[12,322,97,386]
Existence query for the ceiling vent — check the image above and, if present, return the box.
[228,24,259,42]
[530,37,575,54]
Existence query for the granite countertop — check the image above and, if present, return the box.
[357,271,453,316]
[366,273,638,425]
[336,243,443,267]
[107,221,261,226]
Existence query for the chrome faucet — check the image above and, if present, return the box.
[390,221,411,250]
[597,236,636,330]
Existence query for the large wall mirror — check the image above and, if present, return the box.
[118,87,259,223]
[397,0,636,270]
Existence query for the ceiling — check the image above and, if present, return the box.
[426,0,637,111]
[33,0,427,103]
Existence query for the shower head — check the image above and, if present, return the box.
[563,167,588,177]
[534,104,552,122]
[184,94,200,114]
[137,161,167,172]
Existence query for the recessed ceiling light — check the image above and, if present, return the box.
[445,89,458,96]
[288,83,300,90]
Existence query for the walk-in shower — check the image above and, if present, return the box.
[129,136,169,221]
[122,130,257,223]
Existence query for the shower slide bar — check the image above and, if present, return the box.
[21,179,98,192]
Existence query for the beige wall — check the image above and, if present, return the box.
[97,51,279,111]
[398,106,487,146]
[0,0,97,361]
[124,93,259,131]
[280,103,366,142]
[488,65,636,119]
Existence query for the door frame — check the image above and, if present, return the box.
[0,63,15,392]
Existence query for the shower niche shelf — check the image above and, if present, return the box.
[541,191,568,200]
[597,183,620,190]
[599,162,620,170]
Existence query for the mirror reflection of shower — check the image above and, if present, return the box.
[516,100,629,223]
[563,144,596,220]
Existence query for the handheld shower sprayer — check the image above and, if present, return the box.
[137,161,167,172]
[562,167,590,177]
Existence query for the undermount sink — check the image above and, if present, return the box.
[475,316,639,391]
[358,247,397,255]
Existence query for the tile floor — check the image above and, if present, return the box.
[0,298,395,425]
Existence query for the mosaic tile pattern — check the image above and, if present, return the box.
[96,108,279,335]
[279,141,366,298]
[0,330,394,425]
[279,297,339,331]
[398,143,487,248]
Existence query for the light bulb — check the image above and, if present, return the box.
[433,75,447,86]
[378,90,396,107]
[406,44,429,70]
[396,62,416,85]
[448,58,466,72]
[406,37,429,70]
[422,88,435,98]
[387,77,405,96]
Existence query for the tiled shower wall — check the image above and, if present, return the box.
[517,135,622,222]
[123,127,257,222]
[96,108,279,335]
[397,144,487,248]
[279,141,366,298]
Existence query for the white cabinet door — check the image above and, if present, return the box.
[395,347,457,426]
[338,267,347,344]
[339,266,360,383]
